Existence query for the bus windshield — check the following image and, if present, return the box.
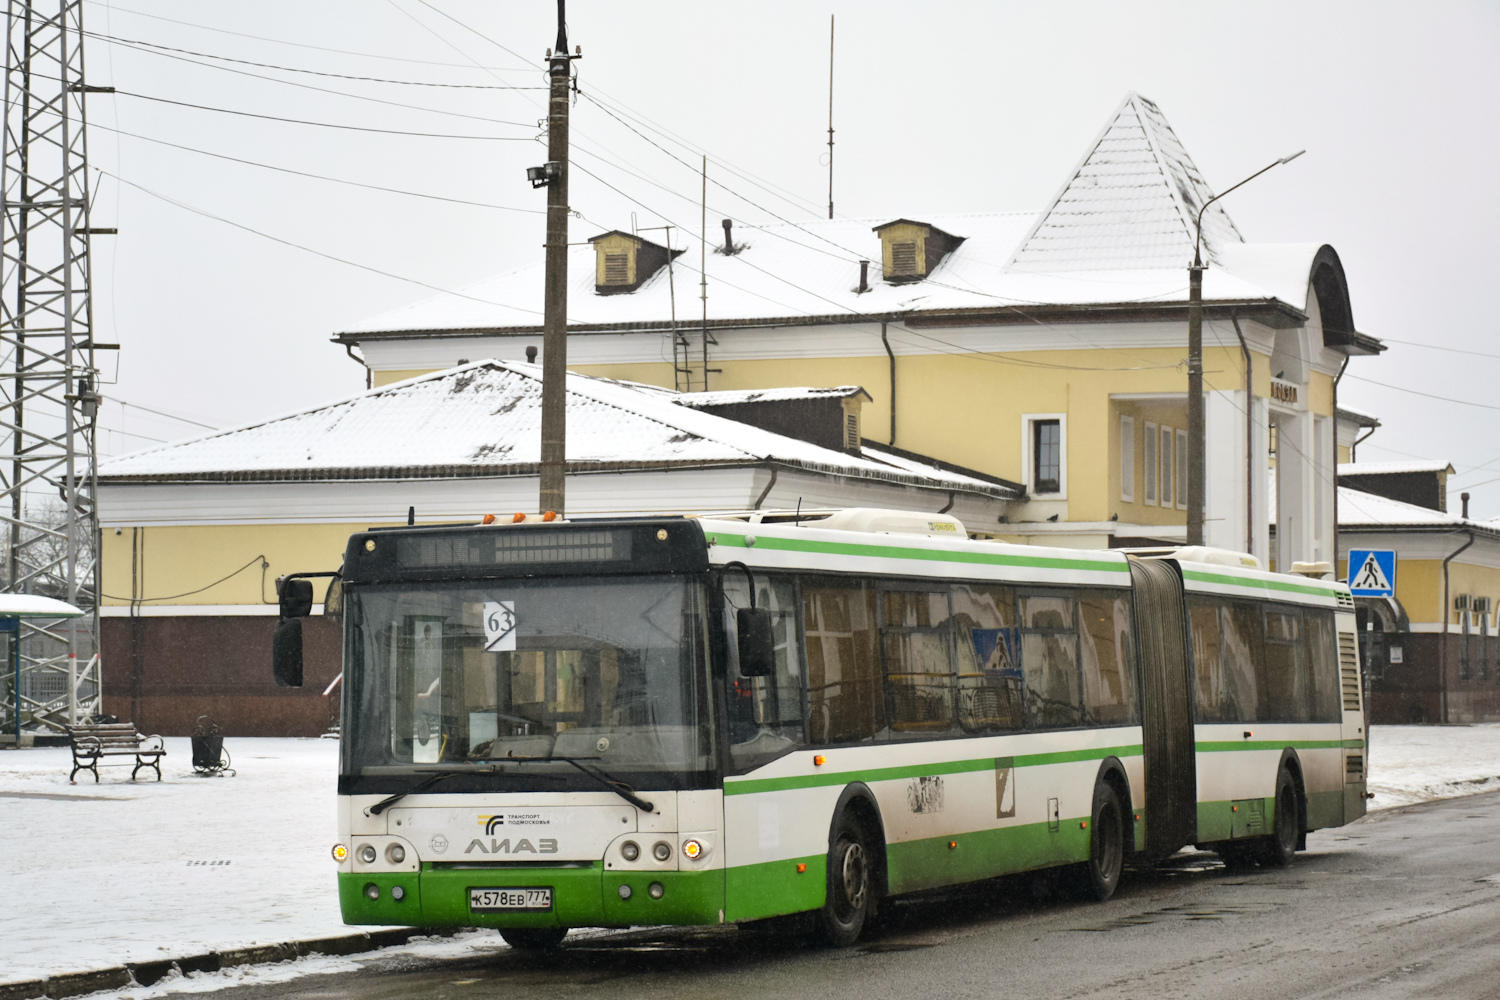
[342,576,714,785]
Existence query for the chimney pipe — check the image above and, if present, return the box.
[1463,492,1471,519]
[857,259,870,294]
[721,218,735,255]
[526,346,538,364]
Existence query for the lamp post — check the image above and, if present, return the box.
[1186,150,1305,547]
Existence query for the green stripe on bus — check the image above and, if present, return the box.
[710,532,1130,575]
[1194,739,1363,753]
[724,744,1143,797]
[1180,569,1341,599]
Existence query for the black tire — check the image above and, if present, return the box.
[1214,841,1258,869]
[499,927,568,950]
[816,809,874,947]
[1261,766,1300,867]
[1082,781,1126,901]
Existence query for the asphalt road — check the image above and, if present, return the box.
[191,792,1500,1000]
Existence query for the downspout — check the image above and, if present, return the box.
[881,320,896,446]
[1231,313,1254,555]
[1441,530,1475,724]
[1351,425,1376,463]
[1334,354,1350,573]
[752,465,779,510]
[937,491,955,515]
[345,343,372,391]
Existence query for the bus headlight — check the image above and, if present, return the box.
[620,841,640,862]
[386,843,406,864]
[331,844,348,863]
[358,844,378,865]
[682,838,704,861]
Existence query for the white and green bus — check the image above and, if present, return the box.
[272,508,1366,949]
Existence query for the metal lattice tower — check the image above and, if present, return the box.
[0,0,103,738]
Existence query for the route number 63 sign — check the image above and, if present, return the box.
[483,601,517,652]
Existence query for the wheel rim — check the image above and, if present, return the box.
[837,838,867,917]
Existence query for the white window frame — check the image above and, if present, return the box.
[1021,413,1067,499]
[1160,424,1175,508]
[1119,415,1135,503]
[1175,428,1189,511]
[1143,421,1158,506]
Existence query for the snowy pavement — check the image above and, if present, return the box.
[3,725,1500,988]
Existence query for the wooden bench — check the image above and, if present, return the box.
[67,723,166,783]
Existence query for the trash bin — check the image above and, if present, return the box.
[190,715,233,776]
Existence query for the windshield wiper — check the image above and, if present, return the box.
[496,754,655,813]
[367,765,497,815]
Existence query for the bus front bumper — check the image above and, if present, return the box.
[339,865,725,929]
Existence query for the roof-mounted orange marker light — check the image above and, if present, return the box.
[542,510,558,522]
[512,512,526,523]
[481,514,496,525]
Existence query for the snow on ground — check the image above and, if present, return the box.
[1365,722,1500,807]
[4,724,1500,985]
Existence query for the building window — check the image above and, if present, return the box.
[890,241,918,276]
[1120,415,1135,503]
[1034,420,1061,494]
[1143,422,1157,505]
[1160,425,1175,507]
[603,252,629,284]
[1176,428,1189,511]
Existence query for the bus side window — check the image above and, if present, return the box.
[1079,590,1138,726]
[1263,608,1310,722]
[723,574,805,772]
[1019,592,1082,728]
[803,580,883,745]
[1219,603,1263,723]
[1302,609,1342,722]
[881,588,957,736]
[951,584,1022,732]
[1187,597,1226,722]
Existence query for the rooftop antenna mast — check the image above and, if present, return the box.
[826,14,834,220]
[0,0,109,739]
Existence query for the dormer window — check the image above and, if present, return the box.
[588,230,681,295]
[872,220,964,283]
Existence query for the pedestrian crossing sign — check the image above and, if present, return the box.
[1347,549,1396,597]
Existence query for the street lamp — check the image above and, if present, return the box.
[1185,149,1305,547]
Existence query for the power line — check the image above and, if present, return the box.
[81,1,535,71]
[115,90,532,140]
[1378,336,1500,362]
[92,120,546,214]
[113,398,219,430]
[101,170,542,315]
[87,31,546,90]
[1342,372,1500,413]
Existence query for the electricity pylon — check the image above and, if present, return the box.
[0,0,106,738]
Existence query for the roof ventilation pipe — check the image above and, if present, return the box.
[1463,492,1471,519]
[721,218,738,255]
[857,260,870,294]
[525,346,538,364]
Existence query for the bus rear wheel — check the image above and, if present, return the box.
[1081,781,1125,902]
[817,810,873,947]
[500,927,568,951]
[1261,766,1300,867]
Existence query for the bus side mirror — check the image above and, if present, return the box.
[278,578,314,618]
[737,607,775,677]
[273,617,304,688]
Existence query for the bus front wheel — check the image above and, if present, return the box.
[500,927,568,951]
[817,810,873,946]
[1081,781,1125,902]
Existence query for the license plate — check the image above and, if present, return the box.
[469,887,552,912]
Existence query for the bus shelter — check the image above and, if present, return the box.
[0,594,84,746]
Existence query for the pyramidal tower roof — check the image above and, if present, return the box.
[1008,92,1244,272]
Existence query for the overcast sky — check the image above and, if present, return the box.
[81,1,1500,513]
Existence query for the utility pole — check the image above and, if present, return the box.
[1185,150,1304,548]
[826,15,834,220]
[537,0,574,517]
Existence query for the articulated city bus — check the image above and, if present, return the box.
[272,508,1366,949]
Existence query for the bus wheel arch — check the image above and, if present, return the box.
[1080,761,1129,901]
[1269,749,1307,864]
[1094,757,1135,853]
[817,783,887,946]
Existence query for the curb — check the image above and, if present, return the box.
[0,927,459,1000]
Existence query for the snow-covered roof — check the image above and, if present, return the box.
[1008,92,1242,272]
[1335,404,1380,428]
[97,362,1018,498]
[0,594,83,618]
[677,386,870,408]
[337,93,1341,341]
[1339,460,1455,476]
[1339,486,1487,531]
